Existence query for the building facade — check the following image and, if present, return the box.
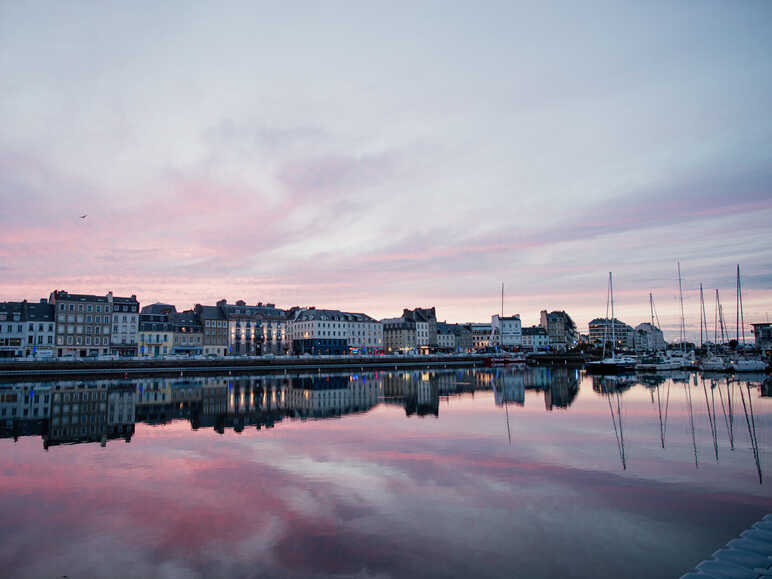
[110,295,140,356]
[588,317,634,348]
[539,310,578,351]
[49,291,114,357]
[195,303,228,356]
[173,310,203,355]
[0,300,56,358]
[522,326,549,351]
[633,322,666,351]
[751,322,772,353]
[287,308,382,355]
[469,323,494,350]
[491,314,523,348]
[138,311,175,357]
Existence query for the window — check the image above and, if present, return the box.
[87,305,92,312]
[59,304,65,311]
[103,337,108,345]
[78,304,83,312]
[66,336,73,345]
[96,305,101,313]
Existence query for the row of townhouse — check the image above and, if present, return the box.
[1,289,587,358]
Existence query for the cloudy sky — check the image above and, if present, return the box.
[1,1,770,339]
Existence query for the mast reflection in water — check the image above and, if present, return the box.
[0,368,770,579]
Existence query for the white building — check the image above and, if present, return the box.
[110,295,140,356]
[287,308,383,354]
[491,314,523,348]
[0,300,56,358]
[522,326,549,351]
[633,323,666,351]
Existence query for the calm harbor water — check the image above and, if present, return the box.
[1,368,770,578]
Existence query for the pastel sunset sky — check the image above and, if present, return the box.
[1,1,771,340]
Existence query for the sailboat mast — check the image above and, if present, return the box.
[699,284,704,348]
[714,289,719,345]
[610,272,615,360]
[737,265,746,345]
[650,292,655,327]
[677,261,686,353]
[501,282,504,319]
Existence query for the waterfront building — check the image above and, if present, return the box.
[22,300,56,358]
[381,316,417,353]
[0,302,25,358]
[254,303,290,355]
[110,295,140,357]
[451,324,474,353]
[49,290,115,357]
[539,310,578,351]
[0,300,55,358]
[633,322,666,351]
[287,307,382,355]
[588,317,634,348]
[491,314,522,348]
[751,322,772,354]
[195,302,228,356]
[173,310,203,355]
[138,311,175,357]
[436,322,456,351]
[522,326,549,351]
[221,300,264,356]
[469,323,494,350]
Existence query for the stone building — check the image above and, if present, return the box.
[173,310,203,355]
[539,310,578,351]
[195,303,228,357]
[49,291,114,357]
[287,308,382,355]
[522,326,549,351]
[138,307,176,358]
[110,295,140,356]
[0,300,56,358]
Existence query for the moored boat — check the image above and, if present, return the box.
[700,356,728,372]
[586,355,637,375]
[731,358,768,373]
[636,353,681,372]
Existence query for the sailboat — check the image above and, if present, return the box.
[730,265,768,373]
[699,283,728,372]
[586,273,636,374]
[636,292,682,371]
[484,283,526,367]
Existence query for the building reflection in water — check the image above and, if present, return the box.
[0,368,765,481]
[492,367,579,410]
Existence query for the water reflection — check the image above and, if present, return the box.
[1,369,766,482]
[0,367,770,579]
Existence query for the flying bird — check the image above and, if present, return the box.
[80,214,87,220]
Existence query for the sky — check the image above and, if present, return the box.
[1,1,771,340]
